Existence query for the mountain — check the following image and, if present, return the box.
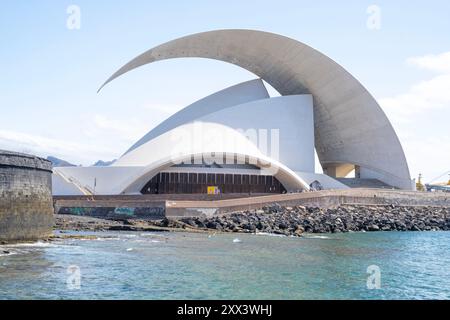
[93,159,116,167]
[47,156,76,167]
[47,156,116,167]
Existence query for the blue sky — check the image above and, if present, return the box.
[0,0,449,183]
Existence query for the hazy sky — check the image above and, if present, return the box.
[0,1,449,183]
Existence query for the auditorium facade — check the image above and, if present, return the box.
[53,30,413,196]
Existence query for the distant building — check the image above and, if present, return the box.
[53,30,413,196]
[426,184,450,193]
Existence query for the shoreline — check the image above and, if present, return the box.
[53,203,450,237]
[2,204,450,255]
[53,214,213,235]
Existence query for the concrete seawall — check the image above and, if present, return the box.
[165,189,450,217]
[0,150,53,243]
[54,189,450,219]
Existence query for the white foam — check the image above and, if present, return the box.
[0,251,17,257]
[4,241,57,248]
[254,232,286,238]
[140,233,166,238]
[84,237,121,242]
[303,235,331,239]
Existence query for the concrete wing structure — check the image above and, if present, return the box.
[54,121,311,195]
[116,78,315,173]
[53,29,413,197]
[117,122,311,193]
[53,78,315,196]
[124,78,269,155]
[100,29,412,190]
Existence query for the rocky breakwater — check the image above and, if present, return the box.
[0,150,53,243]
[173,204,450,236]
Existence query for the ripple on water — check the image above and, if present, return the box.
[302,235,332,239]
[1,231,450,299]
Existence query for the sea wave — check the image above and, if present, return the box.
[1,240,80,250]
[4,241,57,248]
[84,237,121,242]
[122,234,138,238]
[139,233,166,238]
[0,251,17,257]
[303,235,331,239]
[254,232,287,238]
[132,239,164,243]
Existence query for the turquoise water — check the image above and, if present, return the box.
[1,231,450,300]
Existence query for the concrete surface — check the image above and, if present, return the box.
[55,189,450,219]
[0,150,53,242]
[99,29,412,190]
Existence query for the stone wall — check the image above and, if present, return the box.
[165,189,450,217]
[0,150,53,243]
[54,189,450,220]
[56,203,165,220]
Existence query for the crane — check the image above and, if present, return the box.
[425,171,450,193]
[428,170,450,185]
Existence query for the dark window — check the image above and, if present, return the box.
[198,173,206,184]
[207,173,215,184]
[171,172,179,183]
[258,175,265,185]
[189,173,197,184]
[217,174,225,184]
[225,174,233,184]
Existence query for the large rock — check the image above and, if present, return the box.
[175,203,450,236]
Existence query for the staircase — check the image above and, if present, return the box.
[336,178,395,189]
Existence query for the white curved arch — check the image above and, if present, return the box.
[99,29,412,189]
[114,121,310,192]
[121,152,309,194]
[125,78,269,155]
[53,120,311,195]
[197,94,314,173]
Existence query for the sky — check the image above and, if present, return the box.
[0,0,449,183]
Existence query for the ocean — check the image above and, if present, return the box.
[1,231,450,300]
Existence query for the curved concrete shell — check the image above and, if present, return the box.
[197,94,315,173]
[54,121,311,194]
[121,152,310,195]
[99,29,412,189]
[125,78,269,155]
[121,78,315,173]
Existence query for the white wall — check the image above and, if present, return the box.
[124,79,269,155]
[200,95,315,173]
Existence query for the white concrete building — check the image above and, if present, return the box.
[53,30,413,196]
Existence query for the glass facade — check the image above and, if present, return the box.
[141,172,286,194]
